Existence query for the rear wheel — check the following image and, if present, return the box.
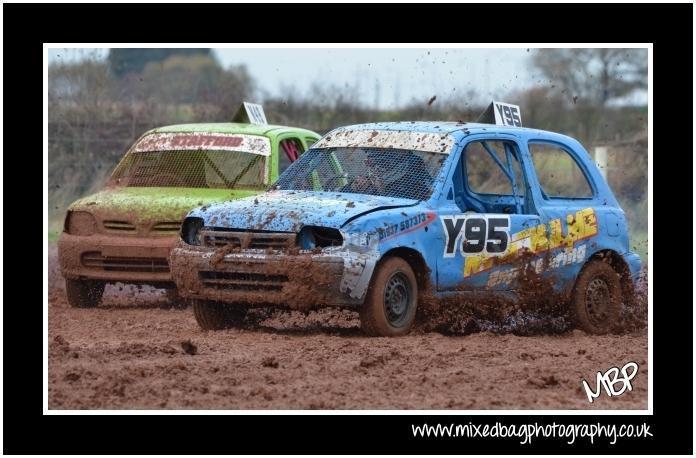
[192,299,247,330]
[65,279,105,308]
[359,257,418,336]
[571,260,621,334]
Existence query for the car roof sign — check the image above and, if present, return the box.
[232,102,268,125]
[476,100,522,127]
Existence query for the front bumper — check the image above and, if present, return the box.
[58,233,177,285]
[170,244,378,309]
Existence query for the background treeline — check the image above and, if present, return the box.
[48,49,647,255]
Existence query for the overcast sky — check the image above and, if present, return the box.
[47,47,646,108]
[215,48,535,108]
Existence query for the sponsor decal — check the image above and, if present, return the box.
[440,207,599,279]
[134,132,271,156]
[487,245,588,288]
[377,212,436,242]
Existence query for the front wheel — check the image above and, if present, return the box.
[65,279,105,308]
[570,260,621,334]
[359,257,418,336]
[192,299,246,330]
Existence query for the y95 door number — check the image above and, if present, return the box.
[441,215,510,257]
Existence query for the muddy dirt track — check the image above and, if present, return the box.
[48,245,648,410]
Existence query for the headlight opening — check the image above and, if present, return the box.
[181,217,204,245]
[297,226,343,249]
[65,211,97,236]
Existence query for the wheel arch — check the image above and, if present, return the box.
[380,246,431,292]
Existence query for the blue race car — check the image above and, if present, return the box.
[170,120,641,336]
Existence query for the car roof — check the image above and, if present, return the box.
[145,122,319,138]
[329,121,575,142]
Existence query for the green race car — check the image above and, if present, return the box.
[58,122,320,308]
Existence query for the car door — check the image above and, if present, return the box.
[521,140,603,288]
[435,136,543,291]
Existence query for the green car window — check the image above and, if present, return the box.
[109,132,271,189]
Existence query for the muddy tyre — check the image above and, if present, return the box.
[193,300,246,330]
[360,257,418,337]
[65,279,105,308]
[571,260,621,334]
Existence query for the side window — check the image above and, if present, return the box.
[278,138,306,174]
[465,140,525,197]
[529,143,593,199]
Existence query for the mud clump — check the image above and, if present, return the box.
[261,357,279,368]
[527,374,561,389]
[181,340,197,355]
[54,335,69,346]
[64,372,81,382]
[50,334,73,357]
[210,244,242,267]
[358,354,387,368]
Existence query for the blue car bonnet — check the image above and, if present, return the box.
[188,190,419,232]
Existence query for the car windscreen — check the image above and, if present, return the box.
[273,147,447,201]
[108,132,270,189]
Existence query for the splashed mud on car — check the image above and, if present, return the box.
[57,121,321,308]
[170,121,642,337]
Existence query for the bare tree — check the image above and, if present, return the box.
[532,49,647,106]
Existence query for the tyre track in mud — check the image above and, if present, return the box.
[48,245,648,409]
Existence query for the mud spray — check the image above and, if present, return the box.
[416,263,648,337]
